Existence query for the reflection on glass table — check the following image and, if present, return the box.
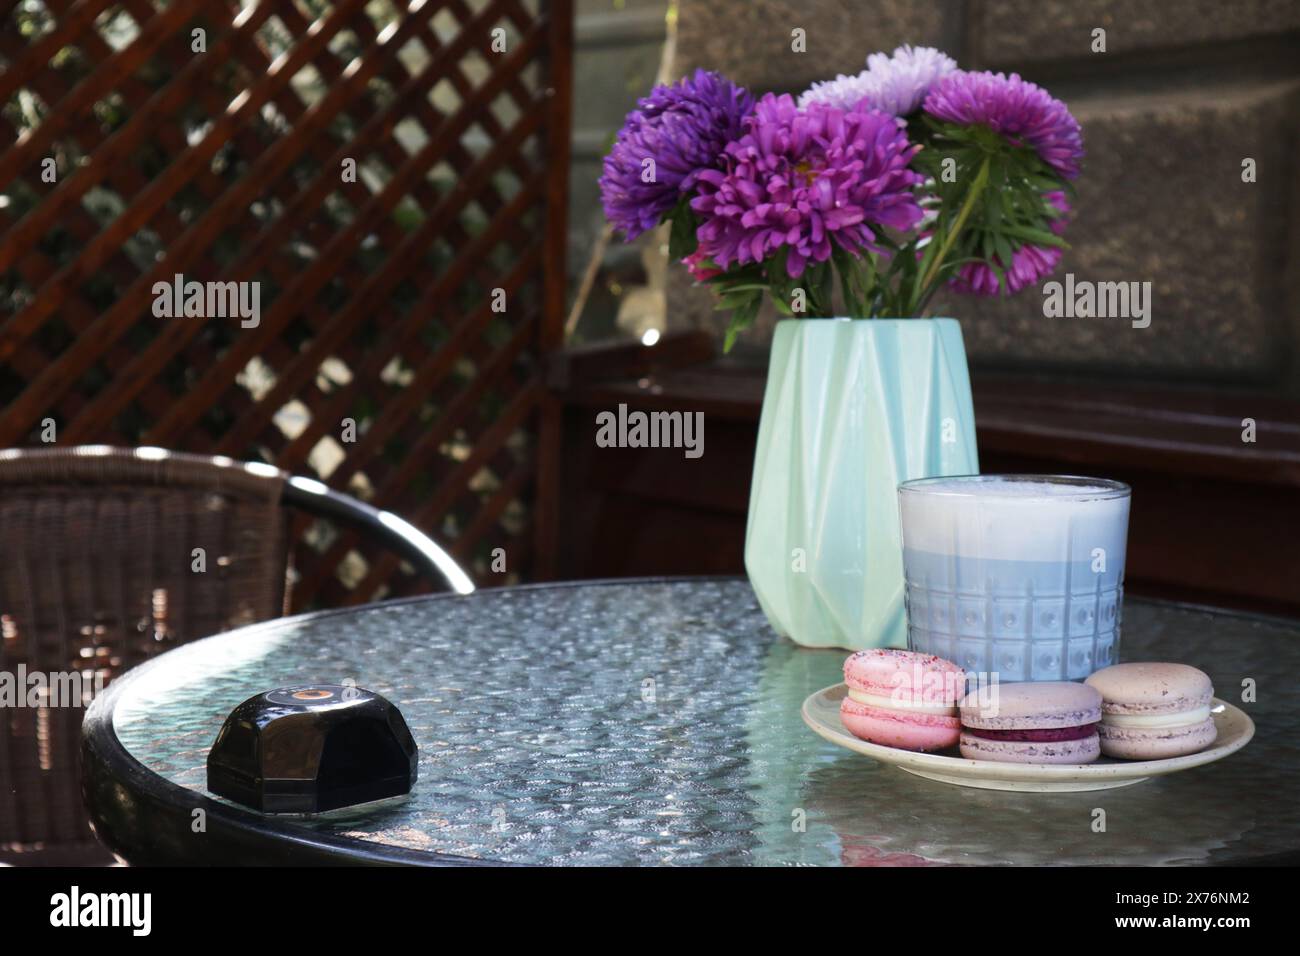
[83,579,1298,865]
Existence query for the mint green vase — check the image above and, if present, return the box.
[744,318,979,650]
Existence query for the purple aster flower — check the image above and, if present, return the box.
[691,94,924,278]
[923,70,1084,179]
[600,70,755,240]
[950,191,1071,295]
[800,45,956,116]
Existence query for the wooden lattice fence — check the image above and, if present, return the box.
[0,0,572,606]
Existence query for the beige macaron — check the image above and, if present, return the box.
[1085,662,1217,760]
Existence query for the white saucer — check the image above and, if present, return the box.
[801,683,1255,792]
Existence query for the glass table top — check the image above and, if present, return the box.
[109,579,1299,865]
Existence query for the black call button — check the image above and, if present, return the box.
[263,684,361,708]
[209,683,418,813]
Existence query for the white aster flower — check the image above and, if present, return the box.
[862,45,958,115]
[797,72,875,111]
[798,45,958,116]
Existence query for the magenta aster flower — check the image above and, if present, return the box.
[950,191,1071,295]
[682,249,722,281]
[600,70,755,240]
[923,71,1083,179]
[950,243,1061,295]
[691,94,924,278]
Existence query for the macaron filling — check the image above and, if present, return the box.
[845,688,959,717]
[1101,706,1211,730]
[962,723,1099,743]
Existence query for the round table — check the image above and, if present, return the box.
[82,578,1300,866]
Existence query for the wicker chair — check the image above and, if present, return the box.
[0,445,473,864]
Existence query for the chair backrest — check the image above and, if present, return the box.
[0,446,290,857]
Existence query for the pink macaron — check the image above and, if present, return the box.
[840,649,966,752]
[1085,662,1218,760]
[959,681,1102,764]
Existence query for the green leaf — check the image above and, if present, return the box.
[914,232,940,300]
[722,292,762,352]
[1025,174,1067,192]
[667,198,699,261]
[832,248,863,317]
[711,282,769,293]
[1001,224,1067,248]
[714,288,758,311]
[993,232,1015,268]
[990,259,1007,292]
[723,324,741,353]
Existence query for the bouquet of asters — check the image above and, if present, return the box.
[598,46,1083,349]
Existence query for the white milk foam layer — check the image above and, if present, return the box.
[899,476,1130,562]
[925,477,1117,498]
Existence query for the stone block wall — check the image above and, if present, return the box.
[569,0,668,302]
[665,0,1300,392]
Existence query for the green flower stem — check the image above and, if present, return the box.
[911,154,991,314]
[834,253,868,317]
[835,260,858,317]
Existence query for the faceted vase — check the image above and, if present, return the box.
[744,318,979,650]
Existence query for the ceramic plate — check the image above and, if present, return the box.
[802,683,1255,792]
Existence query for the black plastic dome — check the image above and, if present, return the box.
[207,684,418,813]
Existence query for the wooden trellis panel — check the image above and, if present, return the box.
[0,0,572,606]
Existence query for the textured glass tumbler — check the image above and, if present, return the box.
[898,475,1131,682]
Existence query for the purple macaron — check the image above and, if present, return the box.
[1085,662,1218,760]
[959,681,1102,764]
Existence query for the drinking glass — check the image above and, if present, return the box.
[897,475,1131,682]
